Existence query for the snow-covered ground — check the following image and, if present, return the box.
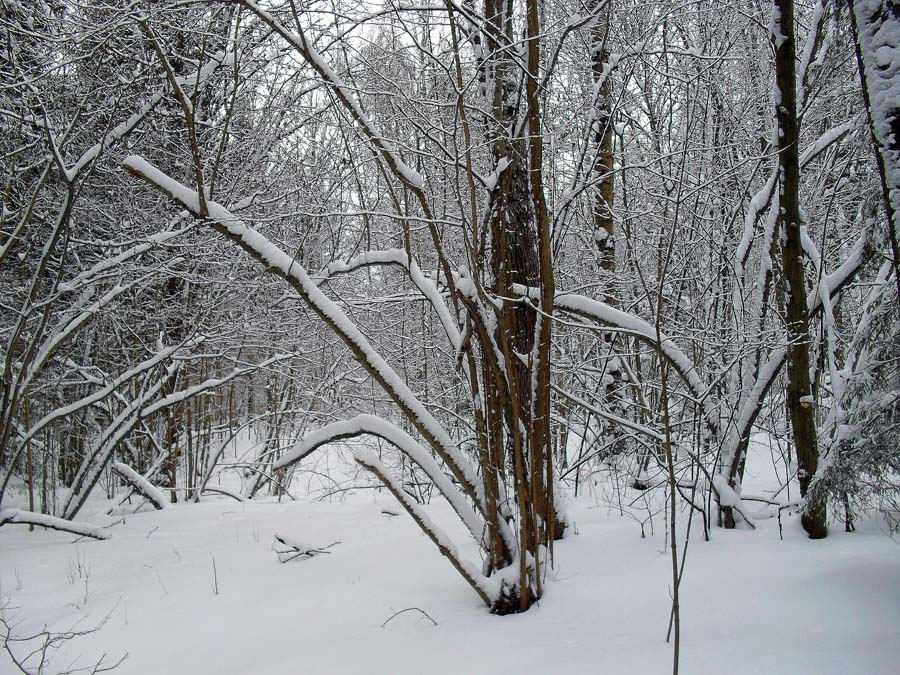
[1,442,898,674]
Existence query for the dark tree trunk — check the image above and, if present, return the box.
[773,0,826,538]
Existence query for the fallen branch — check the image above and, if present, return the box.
[1,597,127,674]
[273,534,341,563]
[0,509,110,540]
[201,486,246,502]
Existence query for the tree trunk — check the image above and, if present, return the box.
[773,0,826,538]
[848,0,900,301]
[589,1,626,460]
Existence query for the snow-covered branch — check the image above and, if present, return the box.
[274,414,485,544]
[0,509,110,540]
[351,449,496,607]
[121,156,482,509]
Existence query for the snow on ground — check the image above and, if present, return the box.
[1,443,898,674]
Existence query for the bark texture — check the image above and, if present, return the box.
[773,0,826,538]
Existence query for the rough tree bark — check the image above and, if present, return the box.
[772,0,827,538]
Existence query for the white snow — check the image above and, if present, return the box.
[1,481,896,674]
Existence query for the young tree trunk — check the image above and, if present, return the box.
[589,1,626,459]
[591,6,616,291]
[772,0,826,538]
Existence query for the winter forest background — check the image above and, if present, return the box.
[1,0,899,672]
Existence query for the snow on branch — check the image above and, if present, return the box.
[62,363,178,520]
[0,509,110,540]
[274,414,485,544]
[20,263,185,397]
[140,352,296,418]
[121,156,482,509]
[720,222,875,480]
[734,120,854,275]
[551,383,665,443]
[351,448,497,607]
[65,50,235,181]
[112,462,168,511]
[273,534,340,563]
[14,340,193,456]
[313,249,461,350]
[710,477,756,530]
[56,225,194,295]
[239,1,424,189]
[528,286,710,412]
[852,0,900,238]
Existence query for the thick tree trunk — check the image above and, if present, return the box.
[477,0,563,612]
[848,0,900,301]
[773,0,826,538]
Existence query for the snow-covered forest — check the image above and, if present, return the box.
[1,0,899,672]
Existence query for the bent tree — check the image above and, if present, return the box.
[7,0,898,619]
[119,0,899,605]
[126,0,566,613]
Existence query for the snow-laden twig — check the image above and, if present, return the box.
[710,477,756,530]
[313,248,460,350]
[62,363,179,520]
[517,285,711,415]
[140,352,296,418]
[239,1,424,189]
[719,217,875,486]
[381,607,438,628]
[273,534,341,563]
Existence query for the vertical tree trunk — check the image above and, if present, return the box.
[474,0,564,612]
[772,0,826,538]
[589,0,626,459]
[591,5,616,293]
[848,0,900,301]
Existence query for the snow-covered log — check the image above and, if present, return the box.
[0,509,110,540]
